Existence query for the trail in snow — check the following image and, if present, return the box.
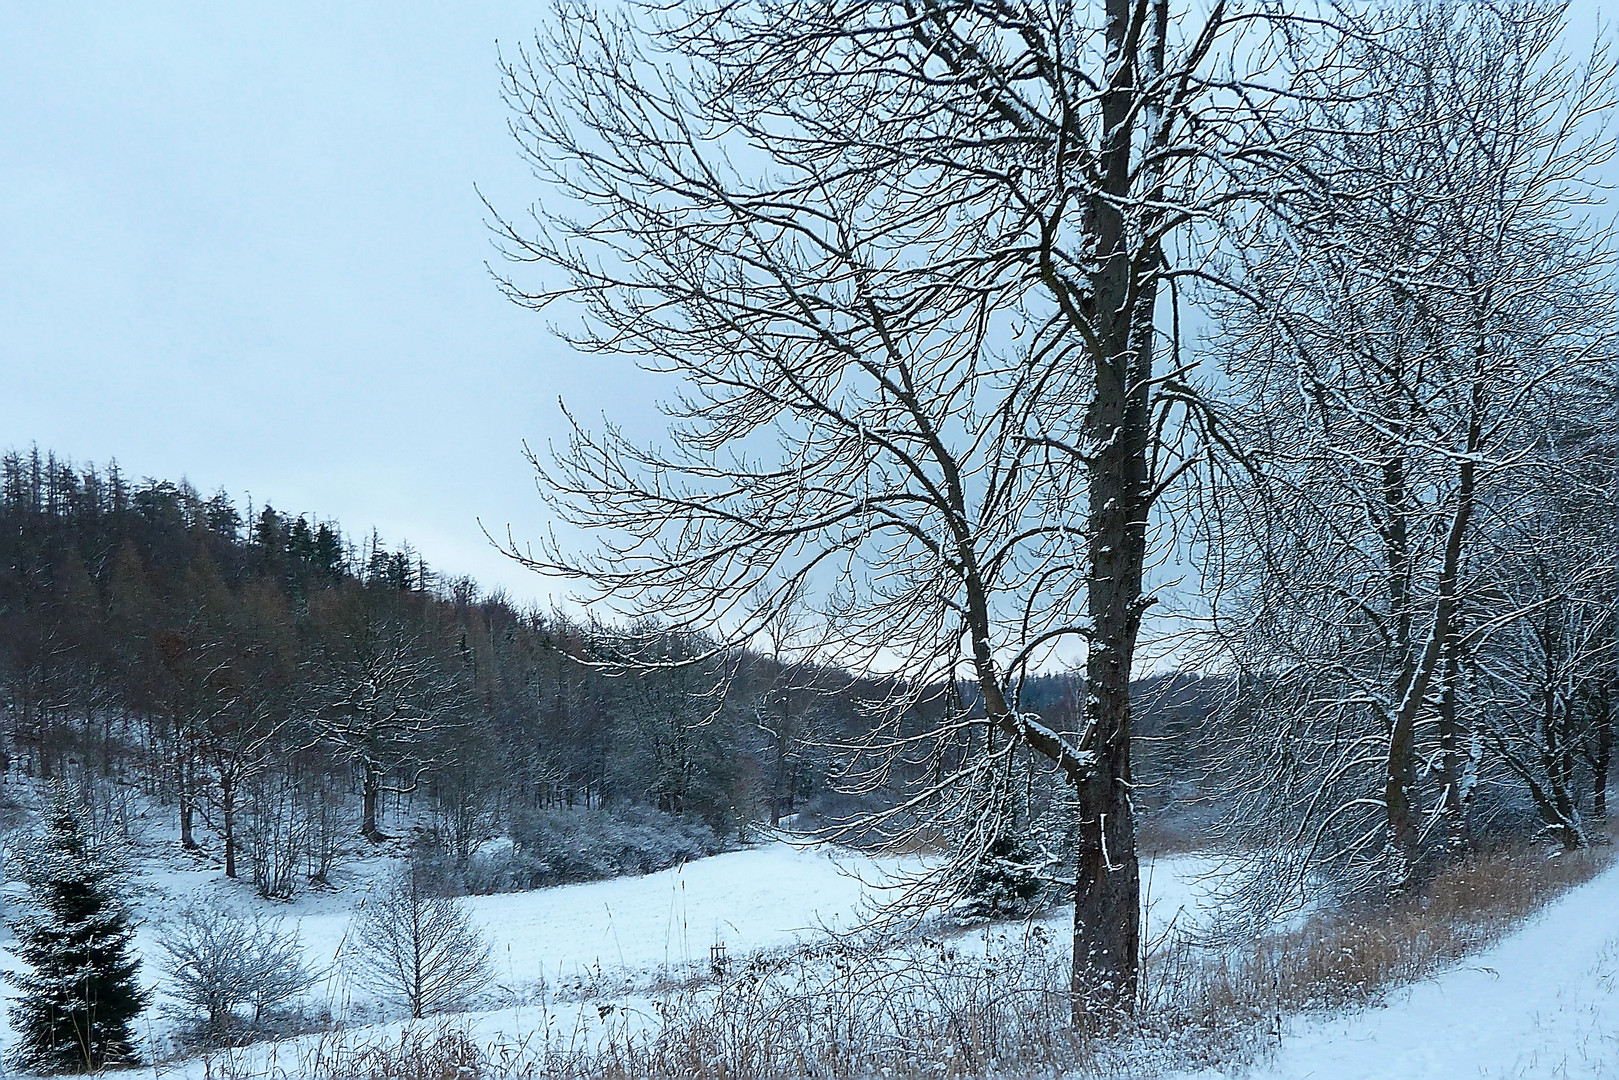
[1173,861,1619,1080]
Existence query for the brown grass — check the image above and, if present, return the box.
[1142,833,1615,1060]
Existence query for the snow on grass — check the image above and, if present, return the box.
[1170,858,1619,1080]
[0,811,1231,1078]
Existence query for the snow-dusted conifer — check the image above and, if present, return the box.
[4,788,149,1073]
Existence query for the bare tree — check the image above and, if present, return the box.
[351,864,493,1020]
[493,0,1350,1014]
[156,899,315,1042]
[1473,410,1619,849]
[749,593,830,828]
[1197,0,1619,893]
[305,597,466,842]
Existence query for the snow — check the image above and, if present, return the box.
[1171,862,1619,1080]
[10,819,1616,1080]
[90,841,935,1030]
[0,830,1220,1073]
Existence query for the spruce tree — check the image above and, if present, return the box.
[5,791,149,1073]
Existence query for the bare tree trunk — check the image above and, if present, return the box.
[1437,637,1470,851]
[1072,392,1148,1019]
[1387,391,1479,880]
[222,773,237,879]
[362,761,385,841]
[1061,0,1162,1021]
[1594,689,1612,821]
[177,744,197,849]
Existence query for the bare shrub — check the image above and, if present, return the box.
[244,772,305,899]
[157,899,316,1043]
[351,864,494,1020]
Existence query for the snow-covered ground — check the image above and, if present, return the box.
[1173,863,1619,1080]
[9,812,1614,1079]
[0,827,1224,1074]
[134,841,931,1015]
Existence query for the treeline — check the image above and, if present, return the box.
[0,448,867,896]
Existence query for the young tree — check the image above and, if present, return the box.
[351,864,493,1020]
[748,598,829,828]
[5,791,149,1074]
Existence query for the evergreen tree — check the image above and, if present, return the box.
[5,790,149,1073]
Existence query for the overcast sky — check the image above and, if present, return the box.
[3,2,1614,610]
[0,1,665,605]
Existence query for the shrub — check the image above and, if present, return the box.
[156,899,316,1043]
[447,804,730,894]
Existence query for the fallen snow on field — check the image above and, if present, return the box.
[1172,860,1619,1080]
[129,843,1223,1078]
[7,813,1615,1079]
[0,834,1224,1074]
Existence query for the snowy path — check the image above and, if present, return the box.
[1177,863,1619,1080]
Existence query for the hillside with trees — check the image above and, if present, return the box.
[0,447,855,896]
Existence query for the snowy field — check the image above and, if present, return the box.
[2,829,1615,1078]
[0,833,1223,1074]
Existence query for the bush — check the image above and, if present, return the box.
[441,804,731,895]
[157,899,316,1043]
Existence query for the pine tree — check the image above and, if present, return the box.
[5,790,149,1073]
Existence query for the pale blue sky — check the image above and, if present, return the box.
[2,2,1613,608]
[0,1,664,603]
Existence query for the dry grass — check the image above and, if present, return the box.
[1142,833,1615,1061]
[196,1023,485,1080]
[193,835,1613,1080]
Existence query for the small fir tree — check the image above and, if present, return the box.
[954,833,1046,922]
[5,791,149,1073]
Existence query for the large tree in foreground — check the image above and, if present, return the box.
[494,0,1344,1015]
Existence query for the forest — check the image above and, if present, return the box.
[0,445,827,895]
[0,446,1209,904]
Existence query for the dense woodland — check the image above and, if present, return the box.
[0,447,1215,902]
[0,446,832,894]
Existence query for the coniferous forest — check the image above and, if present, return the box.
[0,446,853,896]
